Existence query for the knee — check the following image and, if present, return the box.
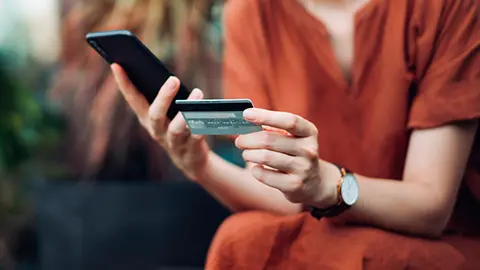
[211,211,274,247]
[354,227,464,269]
[206,211,277,267]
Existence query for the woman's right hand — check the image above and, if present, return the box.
[111,64,211,181]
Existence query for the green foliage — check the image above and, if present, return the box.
[0,50,66,218]
[0,51,64,174]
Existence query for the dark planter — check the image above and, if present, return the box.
[34,180,230,270]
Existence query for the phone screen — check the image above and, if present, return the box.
[86,30,191,119]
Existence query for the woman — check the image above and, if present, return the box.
[111,0,480,269]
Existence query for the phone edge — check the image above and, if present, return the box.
[175,99,253,104]
[85,29,133,40]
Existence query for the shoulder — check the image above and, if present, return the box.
[410,0,478,11]
[410,0,479,26]
[405,0,479,74]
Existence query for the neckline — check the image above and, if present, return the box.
[286,0,381,93]
[291,0,380,28]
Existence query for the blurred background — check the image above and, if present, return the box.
[0,0,239,269]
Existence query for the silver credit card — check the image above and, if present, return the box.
[176,99,263,135]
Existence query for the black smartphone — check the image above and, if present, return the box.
[86,30,191,119]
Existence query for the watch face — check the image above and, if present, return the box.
[341,174,359,206]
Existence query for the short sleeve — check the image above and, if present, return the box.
[222,0,273,110]
[408,0,480,129]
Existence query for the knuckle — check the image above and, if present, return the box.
[190,134,203,142]
[260,150,272,163]
[298,159,312,174]
[148,107,166,123]
[309,148,319,160]
[286,114,299,130]
[285,156,295,167]
[148,113,166,123]
[168,126,185,137]
[286,156,298,170]
[302,141,318,159]
[261,132,275,149]
[289,178,304,191]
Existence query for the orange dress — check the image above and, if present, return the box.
[206,0,480,269]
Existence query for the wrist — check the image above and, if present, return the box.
[311,160,341,209]
[194,150,217,184]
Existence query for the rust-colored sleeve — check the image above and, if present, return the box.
[407,0,480,129]
[222,0,273,110]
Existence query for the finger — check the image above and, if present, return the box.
[243,108,317,137]
[242,149,311,174]
[262,126,293,137]
[236,131,317,158]
[148,76,181,135]
[251,164,303,193]
[167,88,204,146]
[111,64,149,118]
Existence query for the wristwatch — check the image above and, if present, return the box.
[309,164,359,219]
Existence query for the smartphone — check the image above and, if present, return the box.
[86,30,191,119]
[175,99,263,135]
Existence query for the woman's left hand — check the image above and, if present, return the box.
[235,108,339,208]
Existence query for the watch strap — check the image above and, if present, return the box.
[334,164,351,175]
[309,202,350,218]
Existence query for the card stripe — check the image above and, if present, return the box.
[175,100,254,112]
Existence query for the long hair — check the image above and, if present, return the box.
[49,0,223,181]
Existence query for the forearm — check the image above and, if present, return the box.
[197,151,302,215]
[336,122,477,237]
[323,162,455,237]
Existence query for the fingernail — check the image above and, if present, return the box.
[110,64,120,74]
[243,109,256,120]
[165,76,177,89]
[234,136,240,147]
[191,88,203,99]
[110,65,117,75]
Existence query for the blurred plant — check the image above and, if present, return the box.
[49,0,225,181]
[0,50,65,218]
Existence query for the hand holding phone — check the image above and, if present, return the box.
[110,63,210,181]
[90,29,262,181]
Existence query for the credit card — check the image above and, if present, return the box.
[175,99,263,135]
